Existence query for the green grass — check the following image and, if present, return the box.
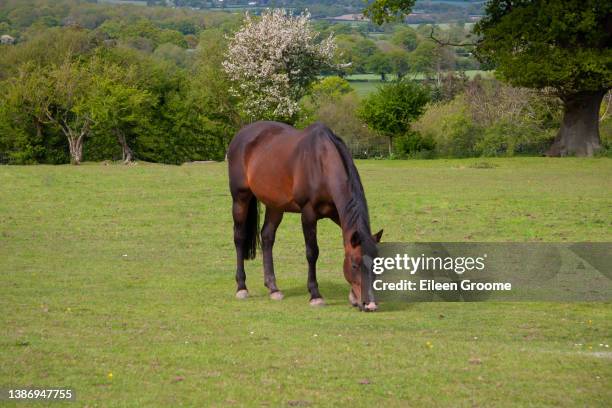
[1,158,611,407]
[349,80,383,97]
[347,71,494,96]
[406,23,477,30]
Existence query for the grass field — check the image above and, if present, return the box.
[346,71,494,96]
[1,158,611,407]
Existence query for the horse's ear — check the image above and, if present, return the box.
[350,230,361,248]
[372,229,384,243]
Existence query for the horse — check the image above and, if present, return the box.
[227,121,383,311]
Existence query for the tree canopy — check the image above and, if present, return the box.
[363,0,416,25]
[222,9,337,123]
[474,0,612,96]
[358,79,430,154]
[474,0,612,156]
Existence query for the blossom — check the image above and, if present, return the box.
[223,9,338,121]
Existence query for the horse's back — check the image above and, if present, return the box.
[228,121,340,211]
[228,121,297,153]
[228,122,302,209]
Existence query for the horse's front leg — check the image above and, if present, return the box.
[301,208,324,306]
[261,207,284,300]
[330,213,358,307]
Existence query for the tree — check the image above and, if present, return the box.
[388,49,411,79]
[474,1,612,156]
[311,93,384,159]
[3,65,50,149]
[87,59,155,164]
[42,59,95,164]
[358,80,430,155]
[311,76,353,103]
[0,26,96,81]
[333,35,378,75]
[364,0,416,25]
[367,52,393,81]
[391,26,418,51]
[0,69,52,164]
[409,40,455,85]
[169,28,240,162]
[222,9,337,123]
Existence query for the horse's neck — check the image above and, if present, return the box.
[323,148,369,243]
[329,177,362,245]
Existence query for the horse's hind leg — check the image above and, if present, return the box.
[261,207,284,300]
[301,207,324,306]
[232,190,252,299]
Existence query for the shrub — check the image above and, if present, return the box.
[302,92,387,158]
[310,76,353,103]
[476,120,554,157]
[438,113,484,158]
[414,95,482,157]
[415,79,564,158]
[394,131,435,159]
[358,79,430,156]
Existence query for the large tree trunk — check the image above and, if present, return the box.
[115,129,133,164]
[546,90,606,157]
[34,119,43,139]
[68,137,83,165]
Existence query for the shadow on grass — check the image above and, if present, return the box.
[281,281,417,313]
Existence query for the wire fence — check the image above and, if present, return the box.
[343,135,390,159]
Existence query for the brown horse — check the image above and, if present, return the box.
[227,121,383,311]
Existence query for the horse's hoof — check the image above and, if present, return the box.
[309,298,325,307]
[364,302,378,312]
[270,291,284,300]
[349,291,359,307]
[235,289,249,299]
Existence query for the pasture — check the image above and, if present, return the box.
[346,71,493,96]
[1,158,611,407]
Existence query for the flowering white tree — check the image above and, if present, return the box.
[223,9,337,122]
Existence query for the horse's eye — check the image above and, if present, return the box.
[351,263,358,270]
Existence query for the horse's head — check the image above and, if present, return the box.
[344,228,383,312]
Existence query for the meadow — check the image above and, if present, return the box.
[346,71,493,96]
[1,158,611,407]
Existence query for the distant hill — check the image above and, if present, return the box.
[145,1,485,21]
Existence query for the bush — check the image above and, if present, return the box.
[394,131,435,158]
[597,114,612,157]
[310,76,353,102]
[438,113,483,157]
[414,96,483,157]
[301,92,387,158]
[476,120,554,157]
[414,79,564,158]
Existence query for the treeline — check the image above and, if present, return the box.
[0,0,478,165]
[0,0,239,40]
[322,22,480,79]
[300,74,582,159]
[2,1,609,164]
[151,0,485,21]
[0,0,241,164]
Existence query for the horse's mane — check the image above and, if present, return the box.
[313,123,375,252]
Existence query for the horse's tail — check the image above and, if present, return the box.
[244,195,260,260]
